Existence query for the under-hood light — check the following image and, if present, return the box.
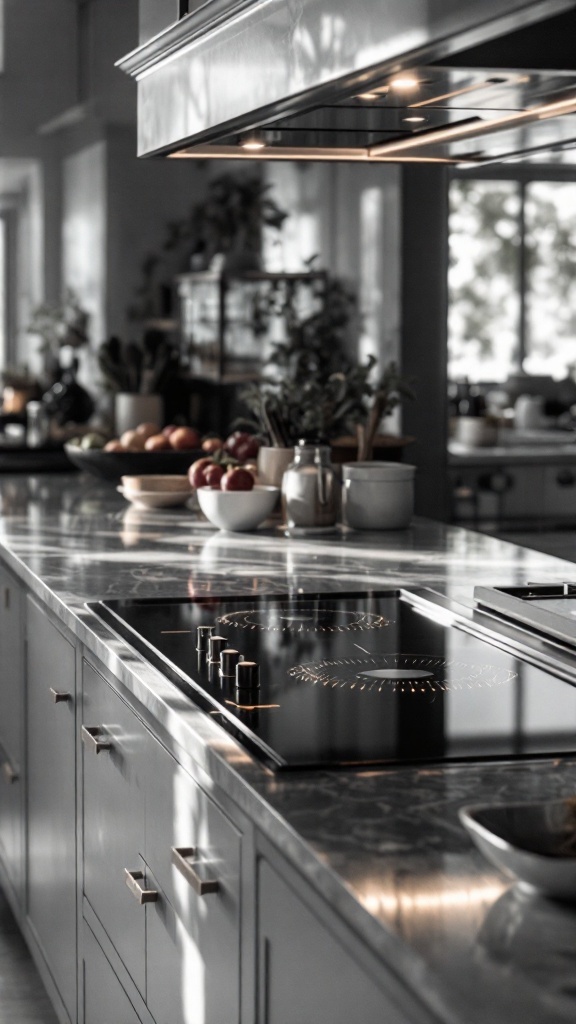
[168,144,462,163]
[239,130,266,150]
[368,93,576,157]
[388,76,420,91]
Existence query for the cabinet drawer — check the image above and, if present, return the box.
[83,922,144,1024]
[82,659,149,997]
[145,743,241,1024]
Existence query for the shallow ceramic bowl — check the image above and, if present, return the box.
[120,474,191,493]
[197,485,279,531]
[118,486,192,509]
[459,798,576,901]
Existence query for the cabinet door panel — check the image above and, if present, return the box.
[0,565,24,766]
[83,923,143,1024]
[145,744,241,1024]
[27,598,77,1023]
[0,744,23,901]
[82,660,148,997]
[258,858,404,1024]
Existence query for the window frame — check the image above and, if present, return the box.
[449,164,576,379]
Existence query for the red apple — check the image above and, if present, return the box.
[188,457,215,488]
[223,431,245,456]
[221,467,255,492]
[204,463,225,489]
[169,426,202,450]
[144,433,172,451]
[162,424,178,437]
[202,436,224,454]
[104,439,125,452]
[235,437,260,462]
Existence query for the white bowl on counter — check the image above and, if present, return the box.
[459,798,576,900]
[197,485,279,531]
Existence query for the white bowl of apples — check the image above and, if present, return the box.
[193,463,278,532]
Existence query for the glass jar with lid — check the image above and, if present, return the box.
[281,440,338,530]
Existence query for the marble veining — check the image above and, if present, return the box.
[2,474,576,1024]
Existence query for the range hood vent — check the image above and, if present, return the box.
[119,1,576,165]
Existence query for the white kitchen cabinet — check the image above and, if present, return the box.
[83,922,145,1024]
[26,597,77,1024]
[0,565,25,906]
[82,658,149,999]
[145,740,242,1024]
[82,656,243,1024]
[257,853,414,1024]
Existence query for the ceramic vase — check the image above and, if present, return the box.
[115,393,163,436]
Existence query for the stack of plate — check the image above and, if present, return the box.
[118,475,192,509]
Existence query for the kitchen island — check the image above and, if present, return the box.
[1,472,576,1024]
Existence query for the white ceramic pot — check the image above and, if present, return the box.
[454,416,498,447]
[256,446,294,487]
[115,393,163,436]
[341,461,416,530]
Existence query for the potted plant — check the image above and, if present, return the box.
[97,330,181,434]
[239,274,415,466]
[27,288,90,388]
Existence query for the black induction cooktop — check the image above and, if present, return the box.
[91,589,576,771]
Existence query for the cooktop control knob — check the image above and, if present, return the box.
[208,635,228,663]
[196,625,214,653]
[235,660,260,690]
[220,649,242,678]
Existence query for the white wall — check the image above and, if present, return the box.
[264,161,402,369]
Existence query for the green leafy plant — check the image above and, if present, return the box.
[239,274,415,459]
[97,331,181,395]
[128,172,288,321]
[27,288,89,382]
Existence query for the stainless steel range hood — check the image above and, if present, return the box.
[118,0,576,165]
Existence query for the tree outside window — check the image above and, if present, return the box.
[448,177,576,383]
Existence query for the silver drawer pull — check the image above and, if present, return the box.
[124,868,158,904]
[50,688,72,703]
[2,761,18,784]
[171,846,220,896]
[81,725,112,754]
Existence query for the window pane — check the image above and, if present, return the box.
[448,180,521,382]
[524,181,576,378]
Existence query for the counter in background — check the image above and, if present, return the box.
[449,440,576,528]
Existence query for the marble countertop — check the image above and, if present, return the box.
[3,473,576,1024]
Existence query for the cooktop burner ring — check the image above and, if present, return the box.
[215,604,389,633]
[288,653,518,695]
